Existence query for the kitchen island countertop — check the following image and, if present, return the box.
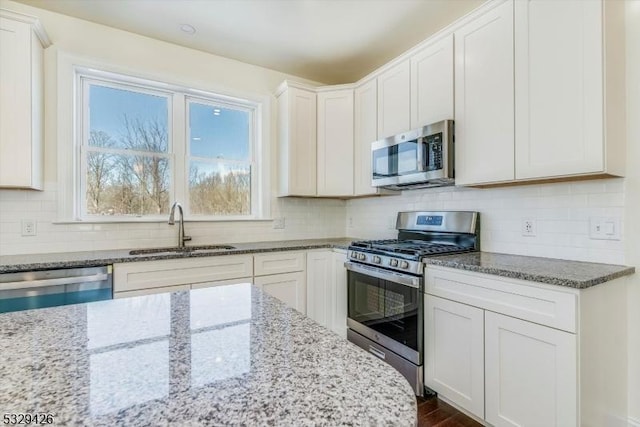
[0,283,416,426]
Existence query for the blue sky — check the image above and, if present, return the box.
[88,84,250,160]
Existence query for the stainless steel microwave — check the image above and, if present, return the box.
[371,120,454,190]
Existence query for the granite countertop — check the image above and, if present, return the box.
[424,251,635,289]
[0,238,356,274]
[0,284,416,426]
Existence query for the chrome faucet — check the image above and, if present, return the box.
[168,202,192,248]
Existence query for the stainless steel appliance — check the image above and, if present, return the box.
[0,266,113,313]
[371,120,454,190]
[345,211,479,396]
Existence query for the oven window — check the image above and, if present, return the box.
[347,270,420,352]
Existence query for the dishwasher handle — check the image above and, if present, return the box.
[0,273,110,291]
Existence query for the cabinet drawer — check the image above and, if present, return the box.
[114,284,191,299]
[113,255,253,293]
[425,266,577,332]
[254,252,305,276]
[191,277,252,290]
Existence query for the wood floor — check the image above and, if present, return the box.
[416,396,483,427]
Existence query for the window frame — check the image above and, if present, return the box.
[184,95,257,217]
[72,65,265,222]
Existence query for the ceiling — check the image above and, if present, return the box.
[16,0,485,84]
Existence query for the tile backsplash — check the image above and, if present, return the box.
[0,178,626,264]
[0,183,346,256]
[346,178,626,265]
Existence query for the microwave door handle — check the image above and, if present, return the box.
[416,138,425,172]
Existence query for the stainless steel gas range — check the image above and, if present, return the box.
[345,211,479,396]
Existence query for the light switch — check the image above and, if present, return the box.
[604,221,615,235]
[589,217,621,240]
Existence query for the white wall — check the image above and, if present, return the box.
[347,179,625,264]
[0,0,346,256]
[625,1,640,424]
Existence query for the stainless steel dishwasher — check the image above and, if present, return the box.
[0,266,113,313]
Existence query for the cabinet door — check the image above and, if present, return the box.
[255,272,306,314]
[485,312,577,427]
[515,0,603,179]
[425,295,484,419]
[354,79,378,196]
[305,250,332,327]
[0,16,40,189]
[331,250,348,338]
[454,0,514,185]
[278,86,317,196]
[410,34,454,129]
[317,89,354,196]
[377,60,411,138]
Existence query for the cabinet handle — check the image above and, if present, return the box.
[368,345,386,360]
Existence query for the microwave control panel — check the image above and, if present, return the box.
[424,133,443,170]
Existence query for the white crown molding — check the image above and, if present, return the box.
[0,8,52,48]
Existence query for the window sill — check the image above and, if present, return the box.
[53,217,274,225]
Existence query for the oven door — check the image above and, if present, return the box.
[345,262,423,365]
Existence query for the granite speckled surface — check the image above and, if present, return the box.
[0,238,355,274]
[424,252,635,289]
[0,284,416,426]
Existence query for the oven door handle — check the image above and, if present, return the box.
[344,262,421,289]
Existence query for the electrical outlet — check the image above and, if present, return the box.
[273,217,285,229]
[521,218,536,237]
[21,219,36,236]
[348,217,353,228]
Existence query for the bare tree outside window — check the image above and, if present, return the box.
[81,76,256,219]
[86,115,170,216]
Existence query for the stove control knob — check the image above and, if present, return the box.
[400,261,410,269]
[373,256,381,264]
[350,251,357,259]
[389,259,399,267]
[358,253,366,261]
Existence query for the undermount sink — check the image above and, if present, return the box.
[129,245,236,256]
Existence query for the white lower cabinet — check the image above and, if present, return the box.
[306,249,348,338]
[331,250,348,338]
[254,272,306,314]
[485,312,576,427]
[425,266,627,427]
[113,255,253,294]
[424,295,484,419]
[112,248,350,337]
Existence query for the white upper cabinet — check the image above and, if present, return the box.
[0,10,50,190]
[377,59,411,139]
[317,88,354,197]
[410,34,454,129]
[354,78,378,196]
[454,0,515,186]
[514,0,625,180]
[277,82,317,196]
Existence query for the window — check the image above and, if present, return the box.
[76,67,260,221]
